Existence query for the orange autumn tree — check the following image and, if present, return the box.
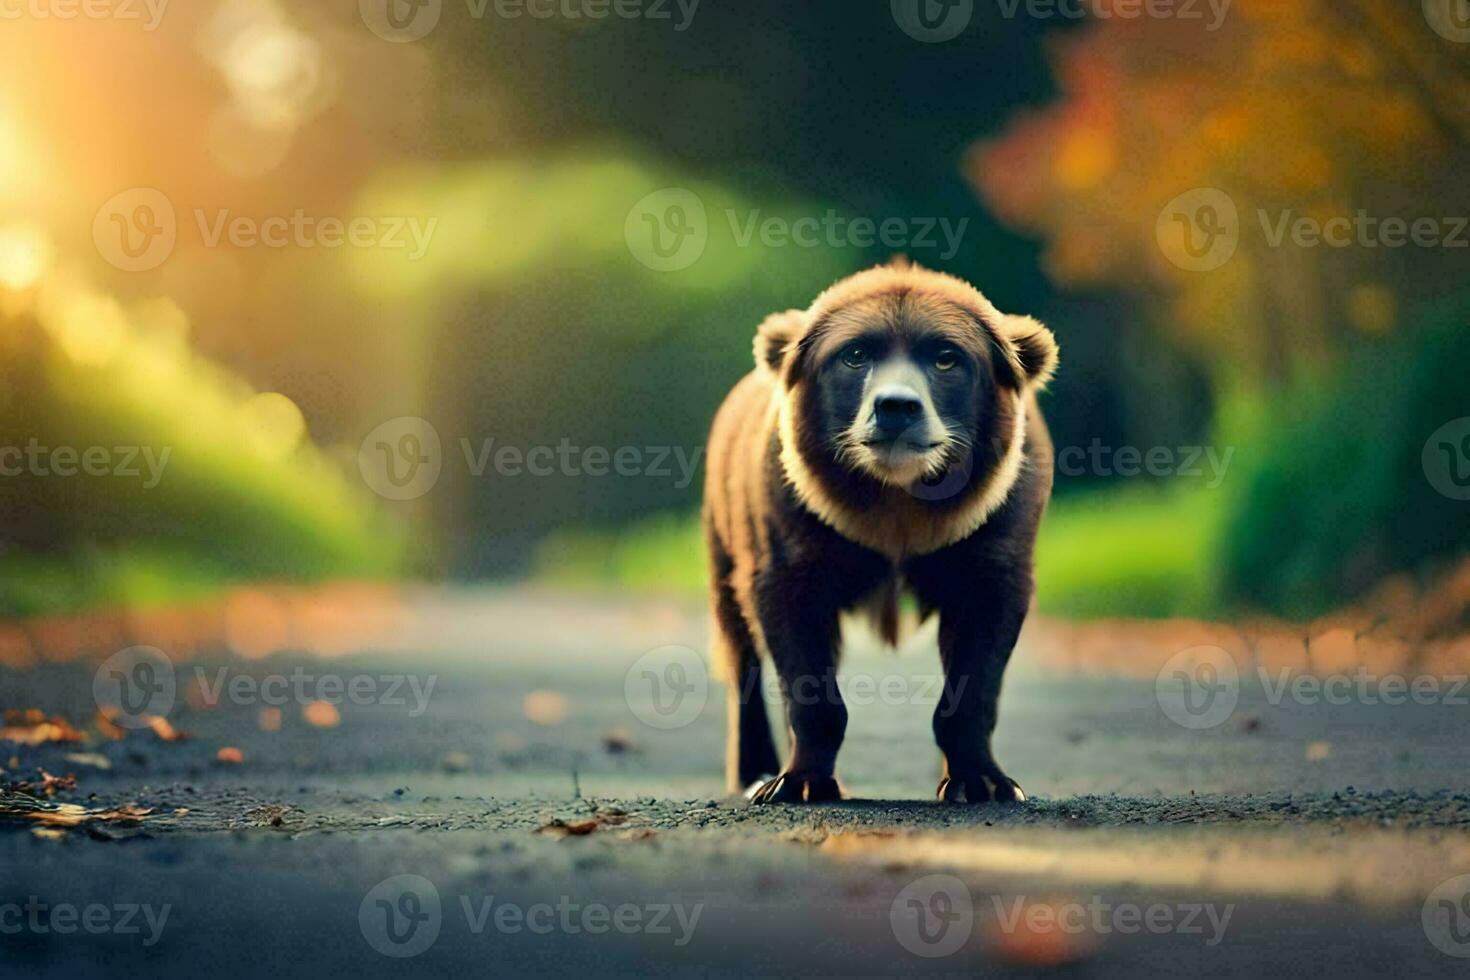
[970,0,1470,389]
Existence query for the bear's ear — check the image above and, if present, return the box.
[754,309,806,375]
[1002,314,1059,389]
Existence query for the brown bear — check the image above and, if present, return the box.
[703,260,1058,804]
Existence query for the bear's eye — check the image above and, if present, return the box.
[840,345,870,369]
[934,349,959,372]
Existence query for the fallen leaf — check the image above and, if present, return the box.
[216,747,245,764]
[258,707,283,732]
[64,752,112,771]
[523,690,570,727]
[146,716,189,742]
[303,701,340,728]
[0,792,154,832]
[985,897,1099,967]
[1305,740,1332,762]
[535,818,599,838]
[36,771,76,797]
[0,711,85,745]
[94,712,126,741]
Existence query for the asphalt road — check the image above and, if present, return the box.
[3,588,1470,977]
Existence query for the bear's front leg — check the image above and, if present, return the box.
[748,592,846,804]
[919,561,1032,805]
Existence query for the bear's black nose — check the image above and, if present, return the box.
[873,390,924,437]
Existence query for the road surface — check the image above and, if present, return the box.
[3,588,1469,976]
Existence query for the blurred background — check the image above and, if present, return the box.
[0,0,1467,634]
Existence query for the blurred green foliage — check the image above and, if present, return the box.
[1219,292,1470,619]
[530,486,1220,621]
[0,296,402,618]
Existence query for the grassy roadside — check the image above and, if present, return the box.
[530,486,1222,619]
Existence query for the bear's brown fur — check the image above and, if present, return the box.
[703,261,1057,802]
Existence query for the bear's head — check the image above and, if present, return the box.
[757,260,1057,556]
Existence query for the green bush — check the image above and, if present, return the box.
[0,298,404,618]
[1218,291,1470,618]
